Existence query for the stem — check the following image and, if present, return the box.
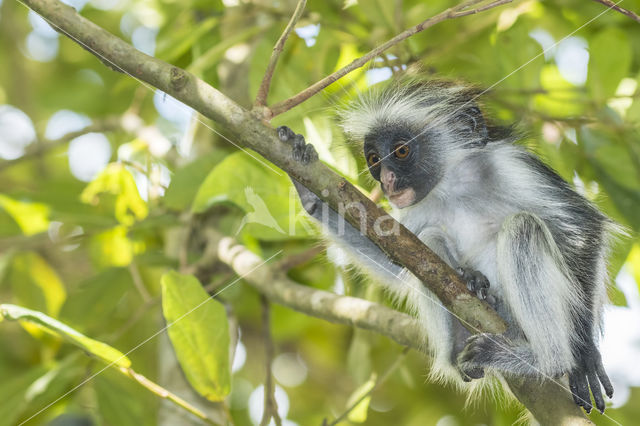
[268,0,512,117]
[259,296,282,426]
[0,118,120,172]
[118,366,221,426]
[254,0,307,108]
[591,0,640,23]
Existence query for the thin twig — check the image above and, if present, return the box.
[254,0,307,107]
[0,118,120,172]
[129,261,152,302]
[327,347,410,426]
[260,295,282,426]
[268,0,512,117]
[591,0,640,23]
[118,366,221,425]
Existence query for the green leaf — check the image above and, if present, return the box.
[0,194,50,236]
[588,28,632,101]
[161,271,231,401]
[8,252,66,317]
[191,151,311,240]
[163,151,227,210]
[0,365,49,426]
[0,304,131,367]
[60,268,133,331]
[346,373,376,423]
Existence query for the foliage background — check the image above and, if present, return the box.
[1,0,640,425]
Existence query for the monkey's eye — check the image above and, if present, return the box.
[394,143,410,159]
[367,153,381,167]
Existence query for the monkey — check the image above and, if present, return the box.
[276,79,621,414]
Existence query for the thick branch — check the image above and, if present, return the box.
[267,0,512,117]
[591,0,640,23]
[254,0,307,107]
[22,0,506,335]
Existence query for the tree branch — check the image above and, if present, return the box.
[591,0,640,23]
[266,0,513,117]
[0,118,120,172]
[254,0,307,108]
[21,0,506,336]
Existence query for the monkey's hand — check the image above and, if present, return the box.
[457,267,490,301]
[277,126,321,215]
[569,347,613,414]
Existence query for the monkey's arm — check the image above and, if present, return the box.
[278,126,404,282]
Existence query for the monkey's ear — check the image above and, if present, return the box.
[456,106,488,145]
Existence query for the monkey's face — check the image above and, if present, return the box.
[364,124,441,208]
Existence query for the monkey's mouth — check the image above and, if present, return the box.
[386,187,416,208]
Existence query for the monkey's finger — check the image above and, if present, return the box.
[571,372,590,410]
[586,368,605,414]
[594,354,614,398]
[277,126,295,142]
[569,378,580,406]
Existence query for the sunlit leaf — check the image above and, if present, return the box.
[81,163,148,226]
[90,225,137,267]
[346,373,376,423]
[8,252,66,317]
[192,152,311,240]
[0,194,49,236]
[161,271,231,401]
[0,304,131,367]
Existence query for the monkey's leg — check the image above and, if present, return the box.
[457,213,580,380]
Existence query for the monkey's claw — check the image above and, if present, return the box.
[569,348,613,414]
[457,267,490,300]
[277,126,318,165]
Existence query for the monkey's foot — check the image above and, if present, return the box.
[569,348,613,414]
[277,126,318,164]
[457,333,508,381]
[457,267,490,300]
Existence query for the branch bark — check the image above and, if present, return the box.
[591,0,640,23]
[254,0,307,107]
[22,0,506,335]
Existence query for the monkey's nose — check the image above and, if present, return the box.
[381,167,396,192]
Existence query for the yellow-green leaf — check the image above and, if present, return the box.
[81,163,148,226]
[0,304,131,367]
[9,252,66,317]
[346,373,377,423]
[0,194,50,236]
[161,271,231,401]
